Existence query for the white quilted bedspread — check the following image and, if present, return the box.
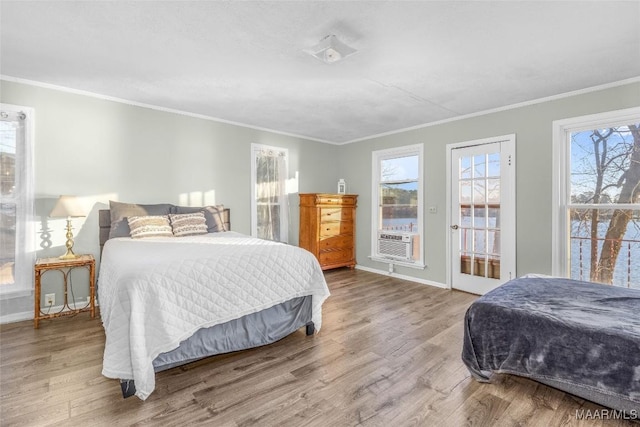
[98,232,330,400]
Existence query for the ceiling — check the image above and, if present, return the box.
[1,1,639,144]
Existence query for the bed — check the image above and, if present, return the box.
[97,204,330,400]
[462,276,640,414]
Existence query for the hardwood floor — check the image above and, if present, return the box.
[0,268,636,426]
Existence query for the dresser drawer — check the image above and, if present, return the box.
[320,207,353,222]
[299,193,358,270]
[319,248,353,266]
[319,221,353,237]
[318,234,353,251]
[316,195,356,206]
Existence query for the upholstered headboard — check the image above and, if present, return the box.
[98,208,231,253]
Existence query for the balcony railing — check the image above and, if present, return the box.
[572,235,640,288]
[381,222,416,232]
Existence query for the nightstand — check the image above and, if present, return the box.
[34,254,96,328]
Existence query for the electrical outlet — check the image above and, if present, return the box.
[45,293,55,306]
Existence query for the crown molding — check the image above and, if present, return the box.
[340,76,640,145]
[0,75,337,145]
[2,74,638,146]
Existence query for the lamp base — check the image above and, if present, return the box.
[60,219,78,259]
[59,249,78,260]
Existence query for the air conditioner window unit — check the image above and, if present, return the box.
[377,231,414,261]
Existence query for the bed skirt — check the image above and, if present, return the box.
[119,296,313,398]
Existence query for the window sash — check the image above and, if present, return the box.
[371,144,424,267]
[250,143,288,243]
[0,104,34,296]
[552,107,640,288]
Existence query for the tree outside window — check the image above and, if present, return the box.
[569,123,640,288]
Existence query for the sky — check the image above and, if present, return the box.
[570,125,637,203]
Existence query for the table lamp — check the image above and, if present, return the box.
[50,195,86,259]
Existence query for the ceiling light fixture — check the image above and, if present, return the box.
[305,35,357,64]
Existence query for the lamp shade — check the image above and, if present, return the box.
[50,195,86,218]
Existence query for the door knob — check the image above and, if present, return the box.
[450,224,459,230]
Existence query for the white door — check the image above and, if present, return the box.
[449,136,516,295]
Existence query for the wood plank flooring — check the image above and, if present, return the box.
[1,268,636,426]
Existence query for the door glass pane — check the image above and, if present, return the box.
[460,181,471,204]
[487,153,500,177]
[473,155,486,178]
[460,157,472,179]
[460,207,472,227]
[458,150,502,278]
[474,255,487,277]
[474,229,486,253]
[487,178,500,204]
[489,257,500,279]
[488,207,500,228]
[461,253,472,275]
[473,180,486,204]
[488,230,500,254]
[472,206,486,228]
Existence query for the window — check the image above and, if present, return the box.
[1,104,34,296]
[371,144,424,267]
[553,107,640,289]
[250,143,288,242]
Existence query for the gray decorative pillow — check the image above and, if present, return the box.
[172,205,227,232]
[127,215,173,238]
[169,212,208,237]
[109,201,173,238]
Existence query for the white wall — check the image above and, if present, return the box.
[0,79,340,321]
[2,78,639,323]
[338,81,640,286]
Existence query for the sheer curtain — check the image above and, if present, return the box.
[0,104,35,295]
[252,144,288,242]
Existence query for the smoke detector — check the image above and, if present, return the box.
[305,35,357,64]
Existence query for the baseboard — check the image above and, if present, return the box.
[0,310,33,324]
[1,301,99,325]
[355,265,449,289]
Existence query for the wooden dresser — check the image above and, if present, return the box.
[299,193,357,270]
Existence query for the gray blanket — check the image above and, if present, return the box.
[462,276,640,413]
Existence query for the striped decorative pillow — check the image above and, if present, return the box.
[169,212,208,237]
[127,215,173,238]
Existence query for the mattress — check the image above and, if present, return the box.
[98,231,330,400]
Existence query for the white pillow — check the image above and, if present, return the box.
[169,212,208,237]
[127,215,173,238]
